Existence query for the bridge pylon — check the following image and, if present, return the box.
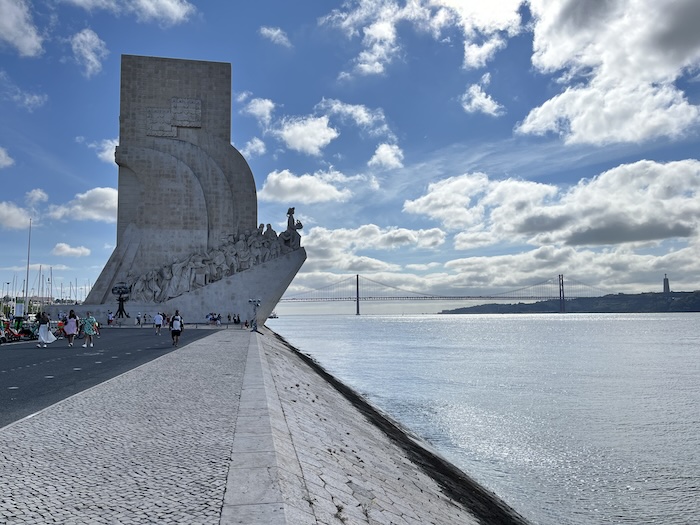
[559,274,565,313]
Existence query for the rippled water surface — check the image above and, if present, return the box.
[268,313,700,525]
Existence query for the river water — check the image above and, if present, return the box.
[267,313,700,525]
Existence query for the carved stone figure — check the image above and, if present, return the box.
[279,207,303,251]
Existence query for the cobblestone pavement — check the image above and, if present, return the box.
[1,331,246,524]
[0,328,513,524]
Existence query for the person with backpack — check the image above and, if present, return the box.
[170,310,184,346]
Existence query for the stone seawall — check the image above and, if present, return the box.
[261,327,531,525]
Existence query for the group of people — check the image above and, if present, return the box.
[151,310,184,346]
[36,310,99,348]
[34,309,184,348]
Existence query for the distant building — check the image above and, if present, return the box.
[663,274,670,294]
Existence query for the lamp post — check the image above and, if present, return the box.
[248,299,261,332]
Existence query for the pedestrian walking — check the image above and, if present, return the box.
[36,311,57,348]
[170,310,184,346]
[153,312,163,335]
[81,311,98,348]
[63,309,79,347]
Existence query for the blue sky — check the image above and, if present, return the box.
[1,0,699,311]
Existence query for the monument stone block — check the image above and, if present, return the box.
[77,55,305,324]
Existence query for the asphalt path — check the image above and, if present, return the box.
[0,325,232,428]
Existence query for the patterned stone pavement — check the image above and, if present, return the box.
[1,328,524,524]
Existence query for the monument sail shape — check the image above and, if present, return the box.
[84,55,305,323]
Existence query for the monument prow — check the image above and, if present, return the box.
[73,55,305,324]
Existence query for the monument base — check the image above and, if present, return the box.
[47,248,306,327]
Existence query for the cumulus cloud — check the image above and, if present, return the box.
[368,143,404,169]
[47,187,118,223]
[0,201,31,230]
[517,0,700,144]
[0,0,43,57]
[275,115,339,156]
[0,71,48,111]
[240,137,266,158]
[52,243,91,257]
[0,146,14,169]
[300,224,446,273]
[259,26,292,48]
[241,98,275,128]
[323,0,700,144]
[321,0,521,77]
[258,168,353,203]
[460,73,505,116]
[70,28,109,78]
[404,159,700,252]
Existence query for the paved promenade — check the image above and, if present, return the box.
[0,328,528,524]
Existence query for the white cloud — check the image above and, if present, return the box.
[368,143,404,169]
[403,172,493,230]
[300,224,446,273]
[463,35,507,69]
[70,28,109,78]
[405,262,442,271]
[0,146,14,169]
[460,74,505,116]
[241,98,275,128]
[64,0,196,26]
[259,26,292,48]
[518,0,700,144]
[0,71,48,111]
[0,0,43,57]
[52,243,91,257]
[240,137,266,159]
[316,98,395,139]
[0,201,31,230]
[47,187,118,223]
[276,115,339,156]
[80,138,118,163]
[404,159,700,252]
[258,168,353,204]
[26,188,48,206]
[321,0,522,77]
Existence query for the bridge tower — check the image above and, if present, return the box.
[559,274,566,313]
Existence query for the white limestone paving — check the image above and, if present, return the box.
[0,328,528,524]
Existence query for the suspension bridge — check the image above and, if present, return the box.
[280,275,610,314]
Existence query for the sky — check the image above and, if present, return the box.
[1,0,700,314]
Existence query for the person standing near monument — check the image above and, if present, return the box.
[170,310,184,346]
[153,312,164,335]
[63,310,79,347]
[81,311,98,348]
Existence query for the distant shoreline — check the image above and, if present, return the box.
[441,291,700,314]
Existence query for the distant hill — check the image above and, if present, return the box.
[440,291,700,314]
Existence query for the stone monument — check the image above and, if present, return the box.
[80,55,306,324]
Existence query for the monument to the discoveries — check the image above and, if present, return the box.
[83,55,305,323]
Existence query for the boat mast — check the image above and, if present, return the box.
[24,218,32,315]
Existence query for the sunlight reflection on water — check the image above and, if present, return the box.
[269,313,700,525]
